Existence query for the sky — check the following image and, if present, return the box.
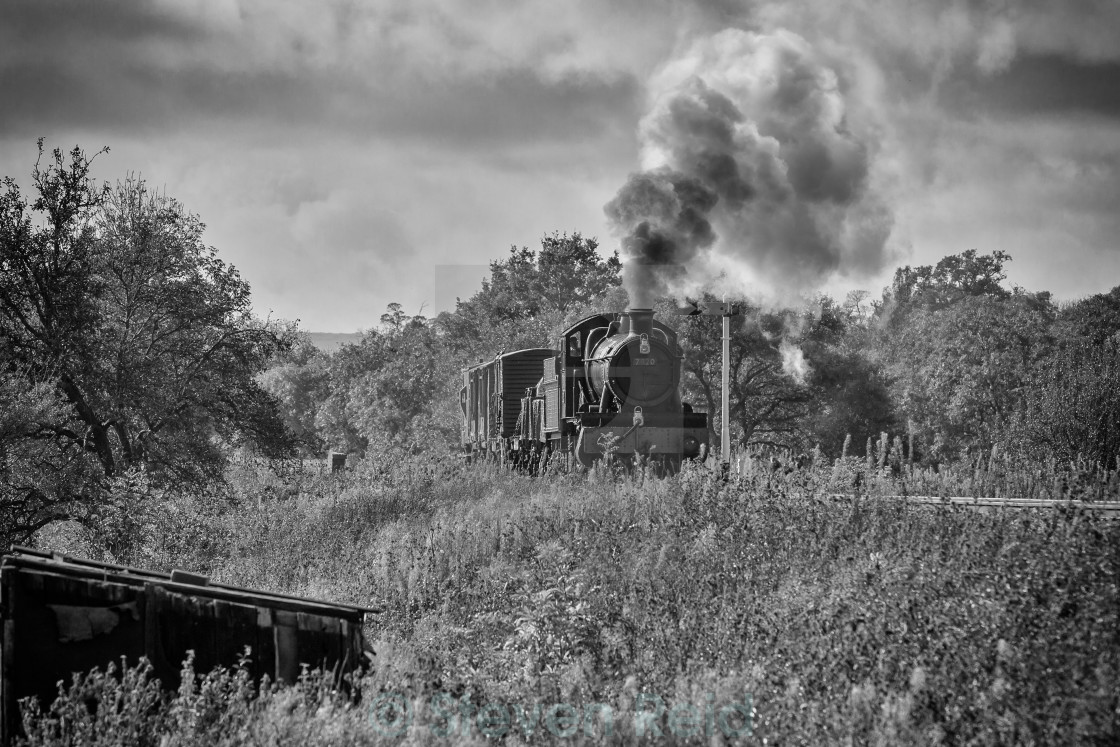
[2,0,1118,331]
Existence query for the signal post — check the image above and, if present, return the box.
[678,299,740,472]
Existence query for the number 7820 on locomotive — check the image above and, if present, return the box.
[459,308,709,470]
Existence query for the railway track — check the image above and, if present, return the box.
[827,493,1120,518]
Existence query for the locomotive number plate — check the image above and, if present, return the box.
[634,358,656,366]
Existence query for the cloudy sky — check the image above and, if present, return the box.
[2,0,1118,331]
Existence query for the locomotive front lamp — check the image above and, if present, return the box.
[639,333,650,354]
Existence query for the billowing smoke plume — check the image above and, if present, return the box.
[603,169,718,308]
[779,338,811,385]
[606,28,893,307]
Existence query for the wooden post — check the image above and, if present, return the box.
[1,568,16,746]
[274,610,300,684]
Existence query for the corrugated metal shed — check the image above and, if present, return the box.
[0,547,376,743]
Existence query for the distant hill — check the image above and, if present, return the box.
[307,332,364,352]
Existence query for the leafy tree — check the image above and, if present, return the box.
[317,304,454,455]
[799,298,898,455]
[439,232,621,355]
[1057,285,1120,346]
[881,292,1054,462]
[872,250,1060,462]
[1013,339,1120,467]
[0,367,99,544]
[0,142,294,541]
[258,328,331,455]
[313,343,372,455]
[672,295,891,453]
[535,233,622,314]
[883,249,1013,312]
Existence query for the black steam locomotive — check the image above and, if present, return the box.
[460,308,709,471]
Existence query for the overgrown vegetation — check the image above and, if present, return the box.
[23,457,1120,745]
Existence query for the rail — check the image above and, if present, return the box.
[825,494,1120,517]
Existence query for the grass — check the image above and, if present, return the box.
[22,454,1120,745]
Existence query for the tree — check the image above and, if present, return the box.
[0,142,294,542]
[0,367,99,545]
[880,292,1054,462]
[536,233,622,315]
[317,304,455,455]
[883,249,1013,312]
[258,328,331,455]
[871,250,1063,462]
[672,296,882,452]
[438,232,621,355]
[1014,339,1120,467]
[799,297,898,456]
[1006,285,1120,466]
[1057,285,1120,346]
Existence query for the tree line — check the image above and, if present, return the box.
[267,243,1119,471]
[3,143,1119,546]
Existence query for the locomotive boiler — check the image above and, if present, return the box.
[460,308,708,471]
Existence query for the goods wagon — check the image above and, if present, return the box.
[460,348,555,460]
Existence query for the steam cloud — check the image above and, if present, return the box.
[779,338,811,385]
[605,28,894,307]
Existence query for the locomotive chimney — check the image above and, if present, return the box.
[623,308,654,337]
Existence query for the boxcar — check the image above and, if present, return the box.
[460,348,556,463]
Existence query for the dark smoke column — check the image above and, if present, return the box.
[605,28,894,306]
[604,169,718,308]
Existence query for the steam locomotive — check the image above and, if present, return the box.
[460,308,709,471]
